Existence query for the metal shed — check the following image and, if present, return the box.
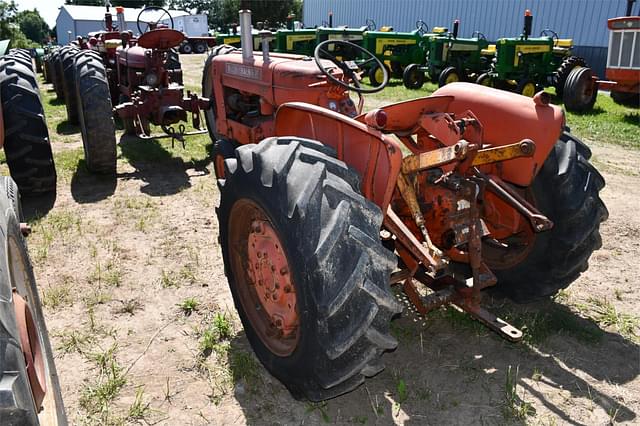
[55,5,189,44]
[302,0,632,76]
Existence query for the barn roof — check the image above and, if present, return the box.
[60,5,189,22]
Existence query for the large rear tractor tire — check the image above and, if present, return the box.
[60,47,80,124]
[74,51,117,174]
[51,50,65,100]
[202,45,237,141]
[0,176,67,425]
[554,56,586,97]
[563,66,598,112]
[610,90,640,107]
[486,130,608,303]
[402,63,425,89]
[217,137,401,401]
[0,53,57,195]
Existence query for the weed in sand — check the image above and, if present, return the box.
[89,259,123,288]
[199,313,233,355]
[503,365,535,420]
[587,298,639,342]
[178,297,199,315]
[160,269,179,288]
[80,346,127,417]
[229,349,260,385]
[306,401,331,423]
[127,386,151,421]
[56,329,94,355]
[396,379,408,404]
[115,299,143,316]
[42,280,73,309]
[84,289,114,308]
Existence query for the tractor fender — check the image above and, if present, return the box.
[433,82,564,186]
[275,102,402,212]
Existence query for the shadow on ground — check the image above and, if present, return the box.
[70,158,117,203]
[226,294,638,425]
[21,191,56,221]
[117,134,212,196]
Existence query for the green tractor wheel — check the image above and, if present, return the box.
[563,67,598,112]
[438,67,460,87]
[475,72,493,87]
[402,63,425,89]
[516,79,537,97]
[368,63,391,86]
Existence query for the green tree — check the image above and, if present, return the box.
[0,1,39,48]
[16,10,51,44]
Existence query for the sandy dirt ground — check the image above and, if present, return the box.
[17,53,640,425]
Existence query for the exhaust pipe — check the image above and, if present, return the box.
[116,6,126,31]
[240,9,254,61]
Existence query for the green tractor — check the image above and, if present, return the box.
[273,15,318,56]
[362,19,431,85]
[475,10,597,112]
[403,20,491,89]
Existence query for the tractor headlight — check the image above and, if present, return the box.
[328,101,338,111]
[145,72,159,87]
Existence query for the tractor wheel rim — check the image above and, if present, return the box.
[481,188,537,270]
[229,199,299,357]
[445,73,459,84]
[214,154,225,179]
[13,292,47,409]
[375,68,384,84]
[522,82,536,97]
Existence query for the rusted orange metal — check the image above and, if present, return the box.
[13,291,47,410]
[471,140,535,166]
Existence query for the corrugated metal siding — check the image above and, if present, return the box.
[303,0,627,47]
[303,0,626,77]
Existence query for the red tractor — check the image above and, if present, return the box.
[203,10,607,401]
[599,0,640,106]
[73,6,209,174]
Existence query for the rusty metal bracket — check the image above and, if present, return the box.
[471,139,535,166]
[461,303,523,342]
[401,140,470,174]
[383,207,447,275]
[474,167,553,232]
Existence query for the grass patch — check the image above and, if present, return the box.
[199,312,233,356]
[127,386,151,421]
[42,280,73,309]
[80,345,127,418]
[178,297,199,316]
[503,365,535,420]
[585,298,639,343]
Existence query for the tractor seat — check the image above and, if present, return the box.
[379,26,394,32]
[137,28,185,50]
[432,27,448,34]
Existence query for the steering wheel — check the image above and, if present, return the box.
[540,29,559,46]
[472,31,487,41]
[137,7,174,34]
[314,40,388,94]
[366,19,376,31]
[416,20,429,36]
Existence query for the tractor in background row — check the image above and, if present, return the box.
[477,10,598,112]
[0,47,65,425]
[203,9,607,402]
[43,6,209,175]
[403,19,489,89]
[598,0,640,106]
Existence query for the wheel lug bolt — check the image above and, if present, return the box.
[284,286,292,293]
[272,294,277,301]
[280,267,288,275]
[257,252,262,258]
[252,222,262,233]
[271,265,276,272]
[275,284,279,289]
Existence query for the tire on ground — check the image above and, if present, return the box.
[489,130,608,303]
[402,63,425,89]
[74,51,117,174]
[610,90,640,107]
[563,66,598,112]
[438,66,460,87]
[217,137,402,401]
[0,53,57,195]
[554,56,586,97]
[0,176,67,425]
[60,46,80,124]
[202,45,237,141]
[51,49,65,100]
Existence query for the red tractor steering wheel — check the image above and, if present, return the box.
[137,6,174,34]
[314,40,388,94]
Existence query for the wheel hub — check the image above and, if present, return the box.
[247,220,298,339]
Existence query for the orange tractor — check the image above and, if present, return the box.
[203,10,608,401]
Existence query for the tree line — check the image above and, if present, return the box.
[0,1,52,48]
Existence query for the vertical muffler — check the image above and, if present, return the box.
[240,10,254,61]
